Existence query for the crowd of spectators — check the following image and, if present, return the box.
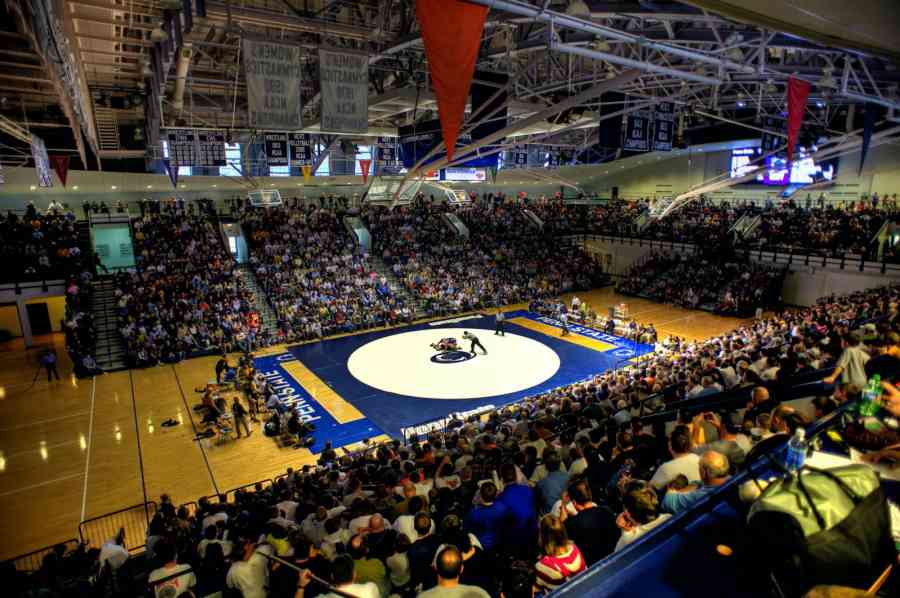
[363,197,602,317]
[525,195,889,258]
[240,205,412,342]
[0,202,83,283]
[13,280,899,598]
[114,206,266,367]
[741,204,885,257]
[617,252,785,316]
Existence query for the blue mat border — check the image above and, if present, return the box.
[275,311,654,440]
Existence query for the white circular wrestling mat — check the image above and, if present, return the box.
[346,327,560,399]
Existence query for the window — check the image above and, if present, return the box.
[220,143,242,177]
[315,143,330,176]
[269,165,290,177]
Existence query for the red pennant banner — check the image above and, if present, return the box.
[359,158,372,183]
[416,0,487,161]
[786,77,811,163]
[49,155,70,188]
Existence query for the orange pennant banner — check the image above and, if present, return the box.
[416,0,487,161]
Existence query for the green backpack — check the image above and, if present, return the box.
[746,464,897,597]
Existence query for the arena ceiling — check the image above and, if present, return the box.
[0,0,898,170]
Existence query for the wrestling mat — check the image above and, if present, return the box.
[253,310,653,450]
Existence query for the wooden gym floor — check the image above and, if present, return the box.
[0,287,749,560]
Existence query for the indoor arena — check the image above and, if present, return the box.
[1,1,900,597]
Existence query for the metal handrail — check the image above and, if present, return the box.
[256,550,357,598]
[3,539,80,572]
[78,501,158,552]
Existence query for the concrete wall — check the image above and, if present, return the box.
[0,304,22,336]
[0,283,68,345]
[2,139,898,212]
[782,267,900,306]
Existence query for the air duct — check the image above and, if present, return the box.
[171,44,193,111]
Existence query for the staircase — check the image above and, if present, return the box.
[92,277,127,371]
[93,107,120,152]
[236,265,279,336]
[370,255,428,321]
[76,221,92,262]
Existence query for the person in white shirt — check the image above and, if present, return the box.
[649,426,701,490]
[320,517,353,561]
[198,524,233,558]
[393,496,436,543]
[226,540,273,598]
[318,554,380,598]
[302,505,346,546]
[148,540,196,598]
[98,530,130,572]
[201,506,228,532]
[567,447,588,477]
[276,495,299,522]
[823,332,870,389]
[614,483,672,552]
[348,513,373,535]
[417,546,490,598]
[385,534,412,590]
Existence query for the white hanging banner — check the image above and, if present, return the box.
[243,39,303,130]
[318,47,368,133]
[31,134,53,188]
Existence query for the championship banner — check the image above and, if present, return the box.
[31,134,52,187]
[301,164,313,183]
[288,133,314,167]
[623,109,651,152]
[375,136,398,164]
[652,102,675,152]
[166,128,198,166]
[264,133,289,166]
[196,130,226,166]
[243,39,303,129]
[504,145,529,169]
[318,48,368,133]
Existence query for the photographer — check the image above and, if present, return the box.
[40,349,61,382]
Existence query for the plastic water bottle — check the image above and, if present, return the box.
[860,374,882,417]
[784,428,807,474]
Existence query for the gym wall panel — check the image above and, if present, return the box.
[781,268,900,306]
[0,304,22,337]
[25,296,67,332]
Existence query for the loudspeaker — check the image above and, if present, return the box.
[611,186,619,200]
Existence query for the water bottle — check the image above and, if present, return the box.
[860,374,882,417]
[784,428,807,474]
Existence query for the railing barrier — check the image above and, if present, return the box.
[4,539,80,572]
[78,501,157,553]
